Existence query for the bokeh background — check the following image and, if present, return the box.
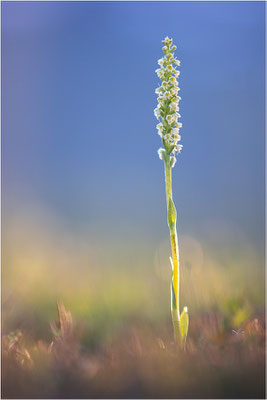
[2,0,265,350]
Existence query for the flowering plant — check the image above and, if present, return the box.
[155,37,188,346]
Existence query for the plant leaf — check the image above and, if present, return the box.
[180,306,189,346]
[167,197,177,229]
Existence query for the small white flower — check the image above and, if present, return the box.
[158,58,165,66]
[173,134,181,142]
[158,148,166,159]
[169,102,178,112]
[176,144,183,153]
[170,87,179,96]
[171,127,180,135]
[170,156,177,167]
[166,115,174,124]
[169,76,177,85]
[162,36,172,46]
[156,68,165,79]
[166,92,172,100]
[154,107,161,119]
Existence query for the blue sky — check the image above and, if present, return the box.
[2,1,265,252]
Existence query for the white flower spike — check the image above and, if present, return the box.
[154,37,188,347]
[154,37,182,164]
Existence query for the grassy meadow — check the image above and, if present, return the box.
[2,205,265,398]
[2,2,265,398]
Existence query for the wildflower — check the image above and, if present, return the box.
[169,76,178,85]
[169,102,179,112]
[175,144,183,153]
[158,147,166,160]
[170,155,177,167]
[172,126,179,133]
[156,122,164,131]
[167,115,178,126]
[154,107,161,119]
[154,38,188,348]
[162,36,173,46]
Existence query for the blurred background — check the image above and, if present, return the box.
[2,1,265,347]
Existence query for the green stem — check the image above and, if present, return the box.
[164,154,180,343]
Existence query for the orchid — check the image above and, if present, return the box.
[154,37,188,347]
